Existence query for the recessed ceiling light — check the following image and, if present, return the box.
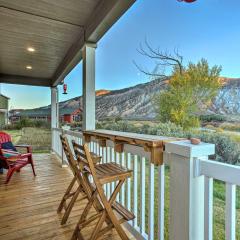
[27,47,35,52]
[26,65,32,70]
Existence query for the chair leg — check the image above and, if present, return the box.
[79,190,97,224]
[5,168,15,184]
[100,180,130,240]
[89,211,106,240]
[30,159,36,176]
[106,211,129,240]
[58,176,77,213]
[61,186,81,225]
[71,225,85,240]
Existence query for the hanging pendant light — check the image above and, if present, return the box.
[63,83,68,94]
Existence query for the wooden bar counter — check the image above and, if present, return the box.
[83,129,183,165]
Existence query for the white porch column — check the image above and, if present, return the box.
[165,140,215,240]
[51,87,59,151]
[82,42,96,131]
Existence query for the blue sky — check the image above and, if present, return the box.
[3,0,240,109]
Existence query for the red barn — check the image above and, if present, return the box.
[60,108,82,123]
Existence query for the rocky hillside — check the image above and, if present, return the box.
[210,78,240,115]
[24,77,240,120]
[54,78,165,120]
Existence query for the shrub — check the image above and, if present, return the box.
[205,124,216,130]
[216,128,224,133]
[219,122,240,132]
[200,114,226,122]
[196,133,240,165]
[114,116,122,122]
[6,118,51,130]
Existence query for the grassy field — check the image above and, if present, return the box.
[5,127,51,153]
[140,166,240,240]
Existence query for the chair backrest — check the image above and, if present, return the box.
[0,132,17,160]
[70,139,105,213]
[0,132,12,145]
[82,144,101,186]
[60,136,97,201]
[72,140,90,171]
[60,135,79,176]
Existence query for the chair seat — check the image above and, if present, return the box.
[94,163,132,184]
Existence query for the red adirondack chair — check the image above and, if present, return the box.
[0,132,36,184]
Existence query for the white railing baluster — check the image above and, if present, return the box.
[116,152,120,202]
[148,162,155,240]
[111,147,115,194]
[126,153,131,211]
[120,152,125,206]
[97,143,100,159]
[226,183,236,240]
[140,157,146,235]
[204,177,213,240]
[94,141,97,155]
[158,164,165,240]
[133,155,138,228]
[106,147,111,198]
[101,146,107,193]
[91,141,94,153]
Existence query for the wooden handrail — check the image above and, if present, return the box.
[83,129,184,165]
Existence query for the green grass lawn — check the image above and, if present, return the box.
[5,127,51,153]
[129,163,240,240]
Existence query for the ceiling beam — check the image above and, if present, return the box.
[0,6,84,28]
[85,0,136,42]
[0,74,51,87]
[51,0,136,87]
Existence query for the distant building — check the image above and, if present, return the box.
[0,94,9,126]
[9,107,82,124]
[60,108,82,123]
[9,109,23,123]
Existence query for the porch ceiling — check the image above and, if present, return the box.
[0,0,135,87]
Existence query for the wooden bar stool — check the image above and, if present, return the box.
[57,135,101,225]
[71,141,135,240]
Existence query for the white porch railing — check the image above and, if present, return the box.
[52,128,240,240]
[199,159,240,240]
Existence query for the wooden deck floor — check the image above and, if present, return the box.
[0,154,134,240]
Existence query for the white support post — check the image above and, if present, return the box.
[51,87,59,151]
[165,140,215,240]
[82,43,96,131]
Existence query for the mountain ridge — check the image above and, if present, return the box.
[17,77,240,120]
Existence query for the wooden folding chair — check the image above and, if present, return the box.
[57,135,101,225]
[71,141,135,240]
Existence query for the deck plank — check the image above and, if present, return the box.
[0,154,134,240]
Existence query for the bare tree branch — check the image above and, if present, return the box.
[134,39,184,77]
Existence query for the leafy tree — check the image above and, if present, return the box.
[154,59,222,129]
